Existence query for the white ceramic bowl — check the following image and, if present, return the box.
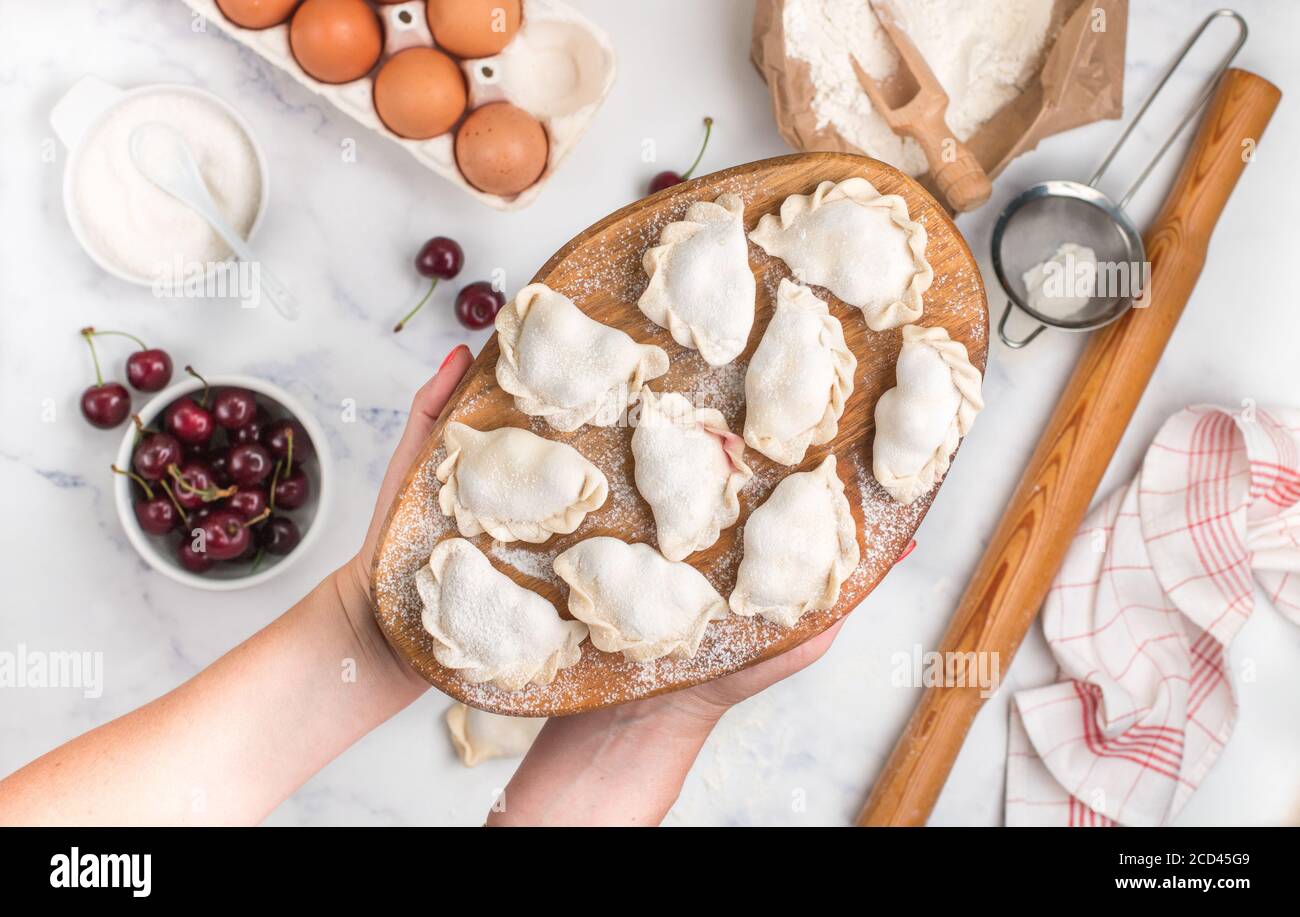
[113,375,331,591]
[51,75,270,286]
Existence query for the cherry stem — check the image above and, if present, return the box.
[83,327,149,351]
[269,458,284,512]
[680,116,714,181]
[244,507,272,528]
[80,327,105,387]
[167,464,237,502]
[249,547,266,573]
[185,365,210,407]
[159,479,190,526]
[111,464,154,501]
[285,429,294,469]
[393,278,438,333]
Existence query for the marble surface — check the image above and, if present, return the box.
[2,0,1298,827]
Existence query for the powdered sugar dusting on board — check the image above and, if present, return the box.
[370,156,988,716]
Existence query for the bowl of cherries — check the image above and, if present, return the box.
[111,369,331,590]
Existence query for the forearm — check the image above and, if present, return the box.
[487,698,722,827]
[0,561,424,826]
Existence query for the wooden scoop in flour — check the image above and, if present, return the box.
[851,0,992,213]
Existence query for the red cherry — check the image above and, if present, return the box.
[272,465,310,510]
[228,487,269,520]
[454,281,505,331]
[415,237,464,280]
[649,171,683,193]
[126,349,173,392]
[212,388,258,429]
[164,397,215,446]
[169,460,226,511]
[208,448,232,486]
[177,537,215,574]
[646,116,713,196]
[198,509,250,561]
[262,419,314,463]
[227,443,273,487]
[232,407,271,445]
[135,495,180,535]
[133,432,183,481]
[258,516,301,556]
[81,383,131,429]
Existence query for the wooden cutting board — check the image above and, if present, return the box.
[369,152,988,717]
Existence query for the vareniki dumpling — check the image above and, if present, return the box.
[496,283,670,431]
[873,324,983,505]
[631,388,753,561]
[749,178,932,331]
[638,193,756,366]
[729,454,859,627]
[445,703,545,767]
[553,537,728,662]
[437,422,608,544]
[743,278,856,466]
[416,538,588,691]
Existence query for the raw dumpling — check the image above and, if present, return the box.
[437,421,608,543]
[749,178,932,331]
[638,193,756,366]
[553,537,728,662]
[873,324,983,505]
[416,538,588,691]
[730,454,859,627]
[445,703,545,767]
[631,388,753,560]
[743,278,856,465]
[495,283,670,431]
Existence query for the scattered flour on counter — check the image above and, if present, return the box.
[783,0,1056,176]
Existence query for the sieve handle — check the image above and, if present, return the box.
[857,68,1281,827]
[997,301,1046,349]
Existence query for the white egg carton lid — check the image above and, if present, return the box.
[180,0,616,210]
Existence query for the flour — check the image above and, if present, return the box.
[783,0,1055,176]
[72,90,261,280]
[1023,242,1098,317]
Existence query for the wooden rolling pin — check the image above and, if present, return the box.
[857,68,1281,826]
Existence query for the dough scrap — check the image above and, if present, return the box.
[445,703,545,767]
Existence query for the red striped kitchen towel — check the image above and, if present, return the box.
[1006,405,1300,826]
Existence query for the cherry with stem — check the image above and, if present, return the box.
[648,116,714,194]
[82,326,173,392]
[393,236,464,332]
[79,328,131,429]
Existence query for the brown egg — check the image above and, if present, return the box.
[216,0,299,29]
[455,103,548,197]
[290,0,382,84]
[373,48,466,140]
[426,0,521,59]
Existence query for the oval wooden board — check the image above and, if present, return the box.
[370,152,988,717]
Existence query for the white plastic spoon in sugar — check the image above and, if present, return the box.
[128,121,298,321]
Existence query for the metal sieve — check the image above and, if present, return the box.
[991,9,1247,348]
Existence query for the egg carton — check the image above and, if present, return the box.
[180,0,616,210]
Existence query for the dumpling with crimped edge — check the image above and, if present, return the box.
[729,454,860,628]
[743,278,856,466]
[873,324,983,505]
[749,177,932,331]
[553,537,728,663]
[445,703,545,767]
[416,538,588,691]
[495,283,669,432]
[436,421,608,544]
[631,388,753,561]
[638,192,756,367]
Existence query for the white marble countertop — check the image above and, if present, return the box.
[2,0,1298,826]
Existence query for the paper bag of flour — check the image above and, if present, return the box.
[752,0,1127,185]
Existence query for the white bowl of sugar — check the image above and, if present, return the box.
[51,76,269,289]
